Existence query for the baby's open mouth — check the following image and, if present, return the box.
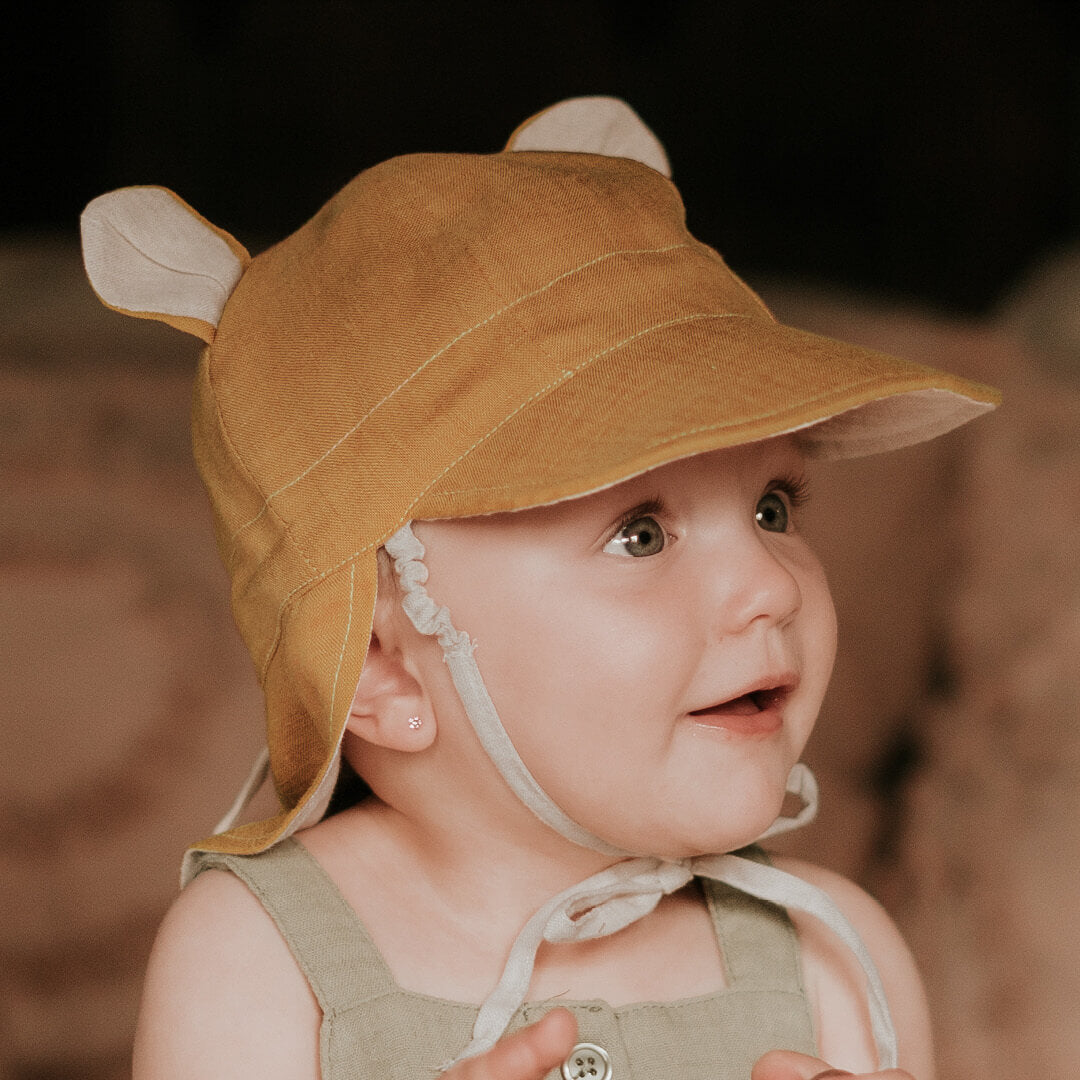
[691,686,788,716]
[688,683,793,734]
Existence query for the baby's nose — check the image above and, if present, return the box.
[709,537,802,636]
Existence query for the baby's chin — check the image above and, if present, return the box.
[601,815,788,862]
[564,780,788,858]
[657,832,780,861]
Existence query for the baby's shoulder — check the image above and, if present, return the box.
[132,868,321,1080]
[771,855,908,957]
[771,856,934,1078]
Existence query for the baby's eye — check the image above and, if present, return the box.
[603,515,667,557]
[755,491,790,533]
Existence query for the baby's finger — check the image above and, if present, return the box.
[751,1051,843,1080]
[752,1049,915,1080]
[442,1008,579,1080]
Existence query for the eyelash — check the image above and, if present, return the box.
[610,498,668,537]
[768,472,810,509]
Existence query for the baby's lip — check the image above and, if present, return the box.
[688,674,799,718]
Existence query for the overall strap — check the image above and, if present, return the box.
[190,838,396,1013]
[702,849,805,996]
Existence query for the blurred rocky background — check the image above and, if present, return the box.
[4,3,1079,1078]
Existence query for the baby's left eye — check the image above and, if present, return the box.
[603,515,667,557]
[755,491,790,533]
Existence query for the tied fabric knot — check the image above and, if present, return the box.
[548,858,693,941]
[458,857,694,1061]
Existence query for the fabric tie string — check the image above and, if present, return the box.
[452,852,896,1070]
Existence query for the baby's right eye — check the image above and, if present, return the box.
[602,515,667,557]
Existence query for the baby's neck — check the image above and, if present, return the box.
[307,795,616,935]
[297,797,725,1005]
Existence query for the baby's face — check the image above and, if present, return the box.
[413,436,837,857]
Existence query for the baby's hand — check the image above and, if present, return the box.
[752,1050,915,1080]
[440,1009,578,1080]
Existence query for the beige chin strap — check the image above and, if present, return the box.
[383,523,898,1071]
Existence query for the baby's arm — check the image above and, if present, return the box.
[770,856,934,1080]
[132,870,322,1080]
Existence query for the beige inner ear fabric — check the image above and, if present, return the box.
[797,388,997,459]
[81,187,246,327]
[506,96,672,177]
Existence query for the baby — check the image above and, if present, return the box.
[81,97,999,1080]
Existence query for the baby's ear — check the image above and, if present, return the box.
[347,630,436,752]
[80,186,249,343]
[505,96,671,177]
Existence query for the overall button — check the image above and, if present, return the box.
[561,1042,612,1080]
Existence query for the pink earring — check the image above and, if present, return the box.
[408,716,423,730]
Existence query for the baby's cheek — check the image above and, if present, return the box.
[794,553,837,669]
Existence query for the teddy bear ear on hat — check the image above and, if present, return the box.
[505,95,672,178]
[80,186,250,344]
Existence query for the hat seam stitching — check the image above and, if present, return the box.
[285,559,360,802]
[203,359,324,687]
[226,241,694,556]
[257,310,746,676]
[699,245,776,322]
[327,561,357,747]
[203,352,322,583]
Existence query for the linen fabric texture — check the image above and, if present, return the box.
[192,840,817,1079]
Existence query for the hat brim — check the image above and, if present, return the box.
[416,315,998,520]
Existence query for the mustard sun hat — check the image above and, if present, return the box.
[80,96,999,868]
